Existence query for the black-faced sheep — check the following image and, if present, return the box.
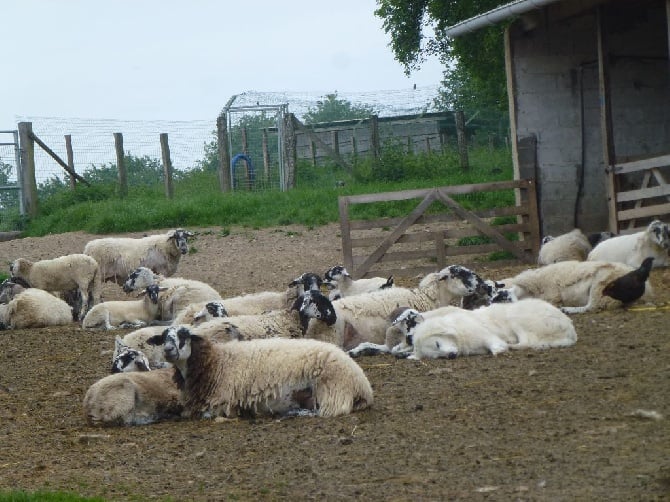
[537,228,592,265]
[9,254,101,320]
[82,285,166,330]
[146,326,374,418]
[84,228,194,285]
[323,265,393,300]
[392,298,577,360]
[82,368,182,426]
[587,219,670,268]
[112,337,152,373]
[500,260,654,314]
[0,287,73,329]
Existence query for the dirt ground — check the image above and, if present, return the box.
[0,224,668,501]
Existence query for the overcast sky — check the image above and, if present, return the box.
[1,0,445,129]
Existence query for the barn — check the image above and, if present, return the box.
[446,0,670,236]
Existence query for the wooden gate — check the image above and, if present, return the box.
[339,179,540,279]
[610,153,670,232]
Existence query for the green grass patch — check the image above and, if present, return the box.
[0,491,105,502]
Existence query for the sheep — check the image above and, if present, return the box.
[82,368,182,426]
[323,265,393,300]
[0,277,31,303]
[145,326,374,418]
[172,300,228,325]
[296,265,479,350]
[0,287,73,330]
[84,228,194,285]
[587,219,670,268]
[391,298,577,360]
[190,306,304,342]
[122,266,222,321]
[112,336,153,373]
[82,285,166,330]
[9,254,101,320]
[114,321,243,370]
[537,228,592,265]
[500,260,654,314]
[587,231,616,248]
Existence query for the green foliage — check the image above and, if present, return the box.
[303,92,377,124]
[0,491,105,502]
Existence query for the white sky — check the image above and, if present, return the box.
[1,0,445,129]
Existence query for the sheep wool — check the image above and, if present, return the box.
[0,288,73,329]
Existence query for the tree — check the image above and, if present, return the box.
[375,0,509,113]
[302,92,376,124]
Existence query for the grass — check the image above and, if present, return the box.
[1,146,514,236]
[0,492,105,502]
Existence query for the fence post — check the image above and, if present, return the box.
[18,122,38,217]
[113,132,128,197]
[455,110,469,169]
[331,130,340,157]
[369,114,380,166]
[262,128,270,180]
[283,113,297,189]
[65,134,76,190]
[160,133,174,199]
[216,114,231,192]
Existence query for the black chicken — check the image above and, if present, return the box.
[602,257,654,304]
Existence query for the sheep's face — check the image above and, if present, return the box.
[391,308,422,337]
[123,267,156,293]
[289,272,323,292]
[171,229,193,255]
[437,265,480,297]
[541,235,555,246]
[111,347,151,373]
[161,326,193,363]
[299,292,331,321]
[324,265,349,282]
[9,258,29,278]
[193,301,228,324]
[649,221,670,250]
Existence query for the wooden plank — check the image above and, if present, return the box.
[435,189,533,263]
[617,202,670,221]
[293,116,351,172]
[338,196,353,270]
[613,153,670,174]
[354,190,438,278]
[617,183,670,203]
[29,132,89,185]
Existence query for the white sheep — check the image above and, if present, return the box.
[500,260,654,314]
[9,254,101,320]
[112,336,154,373]
[82,285,166,330]
[145,326,374,418]
[84,228,194,285]
[0,287,73,330]
[392,298,577,360]
[82,368,182,426]
[587,219,670,268]
[537,228,592,265]
[323,265,393,300]
[297,265,479,350]
[190,307,304,342]
[122,266,222,321]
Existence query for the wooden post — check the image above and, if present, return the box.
[18,122,38,217]
[455,110,469,169]
[310,141,317,166]
[283,113,297,189]
[407,136,412,154]
[352,135,358,158]
[65,134,76,190]
[425,137,431,153]
[262,128,270,180]
[216,114,231,192]
[160,133,174,199]
[240,127,251,187]
[331,130,340,157]
[114,132,127,198]
[369,114,380,165]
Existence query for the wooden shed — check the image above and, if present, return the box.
[446,0,670,236]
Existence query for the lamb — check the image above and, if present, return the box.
[587,219,670,268]
[82,285,166,330]
[500,260,654,314]
[537,228,592,265]
[296,265,479,350]
[82,368,182,426]
[323,265,393,300]
[122,266,222,321]
[9,254,101,320]
[0,287,73,330]
[112,336,153,373]
[145,326,374,418]
[392,298,577,360]
[84,228,194,285]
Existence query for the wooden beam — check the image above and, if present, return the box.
[292,116,351,172]
[28,132,89,185]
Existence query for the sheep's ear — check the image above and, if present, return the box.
[114,336,127,353]
[146,334,165,346]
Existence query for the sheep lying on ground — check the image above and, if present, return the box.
[500,260,654,314]
[84,228,193,285]
[392,298,577,360]
[537,229,592,265]
[112,337,153,373]
[82,285,166,329]
[145,326,374,418]
[172,300,228,325]
[323,265,393,300]
[191,306,304,342]
[0,287,73,330]
[587,220,670,268]
[297,265,479,350]
[9,254,101,320]
[82,368,182,426]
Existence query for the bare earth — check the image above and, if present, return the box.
[0,224,669,501]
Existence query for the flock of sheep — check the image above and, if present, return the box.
[2,219,668,427]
